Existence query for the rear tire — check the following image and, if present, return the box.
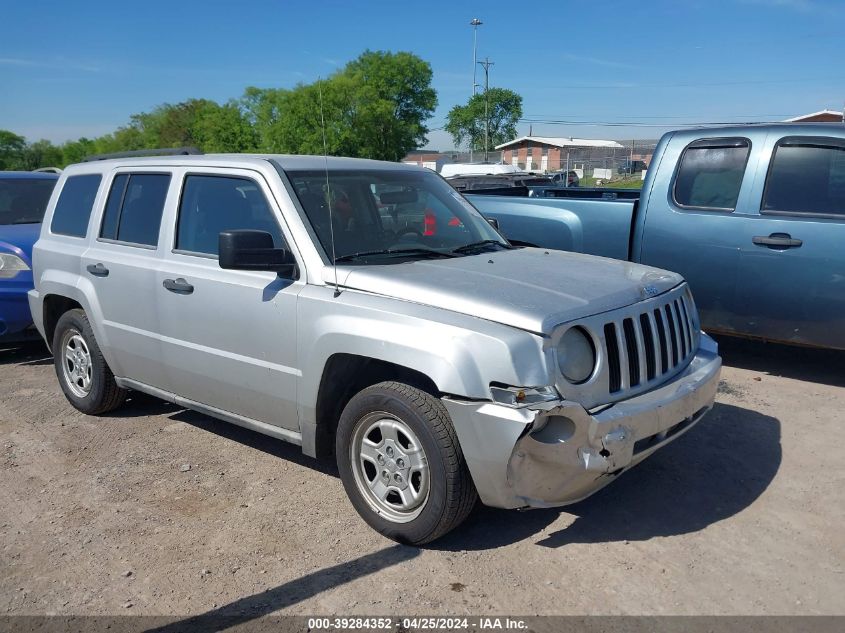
[53,309,126,415]
[336,381,477,545]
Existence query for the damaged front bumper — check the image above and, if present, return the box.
[442,334,721,509]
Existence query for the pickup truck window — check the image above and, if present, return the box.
[673,138,750,211]
[100,173,171,247]
[286,169,505,263]
[50,174,102,238]
[762,138,845,218]
[175,175,285,257]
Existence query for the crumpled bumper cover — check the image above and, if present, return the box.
[443,334,722,509]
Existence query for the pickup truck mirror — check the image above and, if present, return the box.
[218,230,298,278]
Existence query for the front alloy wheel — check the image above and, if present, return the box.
[350,412,430,523]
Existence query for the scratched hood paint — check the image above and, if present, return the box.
[336,247,683,334]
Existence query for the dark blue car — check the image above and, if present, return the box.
[0,171,58,343]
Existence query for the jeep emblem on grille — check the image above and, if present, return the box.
[641,285,660,298]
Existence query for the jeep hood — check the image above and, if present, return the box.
[331,247,683,334]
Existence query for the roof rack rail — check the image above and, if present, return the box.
[81,147,203,162]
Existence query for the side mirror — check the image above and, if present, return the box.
[218,230,298,278]
[486,217,500,230]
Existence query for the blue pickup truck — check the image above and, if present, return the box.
[0,171,59,343]
[469,124,845,350]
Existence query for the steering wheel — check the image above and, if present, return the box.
[394,228,424,242]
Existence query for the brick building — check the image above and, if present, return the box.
[495,136,625,172]
[784,109,844,123]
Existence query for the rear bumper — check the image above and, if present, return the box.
[443,334,722,509]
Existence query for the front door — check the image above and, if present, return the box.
[156,170,303,430]
[639,135,754,335]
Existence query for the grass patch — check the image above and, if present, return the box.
[580,176,644,189]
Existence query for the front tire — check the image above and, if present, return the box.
[336,381,477,545]
[53,309,126,415]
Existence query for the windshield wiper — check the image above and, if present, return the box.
[450,240,510,254]
[9,220,41,225]
[334,247,458,263]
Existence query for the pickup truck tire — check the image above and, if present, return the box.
[52,309,126,415]
[336,381,477,545]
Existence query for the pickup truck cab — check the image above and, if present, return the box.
[29,154,720,544]
[470,124,845,350]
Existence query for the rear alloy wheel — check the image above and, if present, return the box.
[60,329,93,398]
[337,381,477,545]
[53,309,126,415]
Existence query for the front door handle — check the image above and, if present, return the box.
[752,233,803,249]
[86,263,109,277]
[163,278,194,294]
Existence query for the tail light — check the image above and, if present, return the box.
[423,209,436,236]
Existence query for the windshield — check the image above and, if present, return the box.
[0,178,57,225]
[285,168,508,263]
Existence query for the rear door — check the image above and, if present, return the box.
[734,135,845,348]
[638,135,754,335]
[81,169,172,387]
[156,169,303,431]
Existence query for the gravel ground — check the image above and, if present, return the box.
[1,336,843,619]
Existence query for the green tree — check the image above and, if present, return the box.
[344,50,437,160]
[0,130,26,170]
[15,139,63,170]
[242,50,437,160]
[445,88,523,155]
[191,101,258,153]
[61,137,97,165]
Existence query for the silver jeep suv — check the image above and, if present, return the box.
[29,153,721,544]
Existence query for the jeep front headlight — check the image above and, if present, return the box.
[556,326,596,384]
[0,253,30,279]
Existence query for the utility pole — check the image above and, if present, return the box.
[477,57,494,161]
[469,18,482,162]
[470,18,482,96]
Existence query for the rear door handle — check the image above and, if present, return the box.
[86,263,109,277]
[163,278,194,294]
[752,233,803,249]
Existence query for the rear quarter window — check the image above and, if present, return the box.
[672,138,750,211]
[50,174,102,237]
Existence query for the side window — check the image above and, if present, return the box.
[176,175,285,257]
[50,174,102,237]
[762,138,845,217]
[100,173,170,246]
[673,138,750,211]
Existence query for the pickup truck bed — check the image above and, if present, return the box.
[466,191,638,260]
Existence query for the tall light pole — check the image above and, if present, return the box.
[470,18,482,96]
[477,57,494,161]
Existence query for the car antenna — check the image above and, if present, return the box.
[318,78,341,298]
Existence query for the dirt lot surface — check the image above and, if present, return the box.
[1,336,843,618]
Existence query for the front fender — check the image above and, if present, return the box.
[296,285,551,428]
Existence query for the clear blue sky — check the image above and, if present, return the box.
[2,0,843,150]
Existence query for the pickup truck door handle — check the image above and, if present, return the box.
[162,278,194,294]
[752,233,803,249]
[86,263,109,277]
